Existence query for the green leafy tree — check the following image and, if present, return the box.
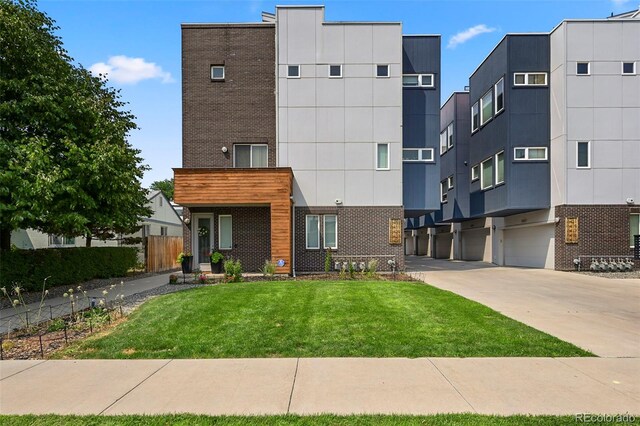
[150,178,174,201]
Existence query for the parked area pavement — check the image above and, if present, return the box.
[1,357,638,415]
[406,257,640,358]
[0,273,173,334]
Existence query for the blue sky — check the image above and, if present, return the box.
[39,0,637,187]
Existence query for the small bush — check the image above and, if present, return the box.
[366,259,378,278]
[169,274,178,284]
[224,259,243,283]
[324,250,333,273]
[0,247,138,292]
[260,260,276,278]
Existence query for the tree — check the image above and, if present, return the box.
[0,0,151,249]
[150,178,174,201]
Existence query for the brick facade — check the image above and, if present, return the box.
[182,24,276,168]
[554,204,640,271]
[294,206,405,273]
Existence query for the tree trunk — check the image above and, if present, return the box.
[0,227,11,252]
[85,234,92,247]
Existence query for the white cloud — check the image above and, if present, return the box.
[610,0,630,5]
[447,24,497,49]
[89,55,174,85]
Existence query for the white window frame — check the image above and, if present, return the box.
[447,122,454,149]
[376,64,390,78]
[402,74,434,87]
[305,215,320,250]
[447,175,454,190]
[233,144,268,168]
[513,147,548,161]
[494,77,504,114]
[48,235,76,247]
[513,72,548,86]
[622,62,636,75]
[481,157,494,190]
[376,143,390,170]
[328,64,342,78]
[218,215,232,250]
[576,141,591,169]
[495,151,505,185]
[402,148,434,162]
[160,226,168,236]
[287,65,300,78]
[440,181,448,203]
[440,130,448,155]
[471,102,479,132]
[576,62,590,76]
[480,89,493,126]
[211,65,225,80]
[323,215,338,250]
[631,213,640,248]
[471,165,480,182]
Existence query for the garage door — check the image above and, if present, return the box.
[504,224,554,268]
[461,228,490,261]
[435,233,452,259]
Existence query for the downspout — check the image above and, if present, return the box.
[292,199,296,277]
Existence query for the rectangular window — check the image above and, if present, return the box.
[219,215,232,250]
[480,90,493,126]
[160,226,168,236]
[402,74,435,87]
[471,102,479,132]
[287,65,300,78]
[481,157,494,190]
[496,151,505,185]
[49,235,75,246]
[402,148,434,162]
[142,224,150,238]
[323,215,337,249]
[306,215,320,249]
[329,64,342,78]
[376,64,389,78]
[440,181,448,203]
[495,77,504,114]
[447,175,454,190]
[577,141,590,168]
[211,65,225,80]
[577,62,590,75]
[376,143,389,170]
[622,62,636,75]
[234,144,268,168]
[440,130,447,155]
[447,123,454,148]
[631,214,640,247]
[513,72,547,86]
[471,165,480,181]
[514,147,548,161]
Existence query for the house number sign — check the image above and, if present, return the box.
[565,217,579,244]
[389,219,403,245]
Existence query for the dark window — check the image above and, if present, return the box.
[623,62,635,75]
[329,65,342,77]
[376,65,389,77]
[287,65,300,78]
[577,62,589,75]
[211,65,224,80]
[577,141,590,168]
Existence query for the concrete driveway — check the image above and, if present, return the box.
[406,257,640,358]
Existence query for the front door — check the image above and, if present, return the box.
[192,214,214,271]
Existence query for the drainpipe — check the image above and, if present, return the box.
[292,199,296,277]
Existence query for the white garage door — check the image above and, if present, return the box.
[461,228,490,261]
[504,224,554,268]
[435,233,452,259]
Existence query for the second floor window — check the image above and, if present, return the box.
[471,102,479,132]
[234,144,268,168]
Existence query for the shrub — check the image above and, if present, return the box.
[169,274,178,284]
[210,252,224,264]
[366,259,378,278]
[324,250,332,273]
[223,259,243,283]
[260,260,276,278]
[0,247,138,292]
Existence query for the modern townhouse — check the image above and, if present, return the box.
[174,6,442,274]
[435,11,639,270]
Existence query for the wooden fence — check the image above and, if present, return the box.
[145,236,183,273]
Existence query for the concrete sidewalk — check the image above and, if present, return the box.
[1,358,639,416]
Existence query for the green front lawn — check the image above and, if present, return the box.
[55,280,591,358]
[0,414,611,426]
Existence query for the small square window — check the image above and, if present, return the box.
[329,65,342,78]
[211,65,225,80]
[420,74,433,87]
[577,62,590,75]
[376,65,389,78]
[288,65,300,78]
[622,62,636,75]
[514,74,526,85]
[514,148,526,160]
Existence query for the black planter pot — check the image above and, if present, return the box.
[210,261,223,274]
[181,256,193,274]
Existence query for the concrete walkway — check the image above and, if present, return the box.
[1,357,638,416]
[0,273,173,334]
[406,257,640,358]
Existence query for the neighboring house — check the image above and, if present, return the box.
[433,11,639,269]
[173,5,441,273]
[10,190,182,252]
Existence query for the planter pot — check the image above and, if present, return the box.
[210,261,223,274]
[181,256,193,274]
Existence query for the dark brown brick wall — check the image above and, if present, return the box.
[294,206,405,273]
[182,24,276,168]
[554,204,640,270]
[183,206,270,272]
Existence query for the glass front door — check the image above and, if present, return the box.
[193,214,214,269]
